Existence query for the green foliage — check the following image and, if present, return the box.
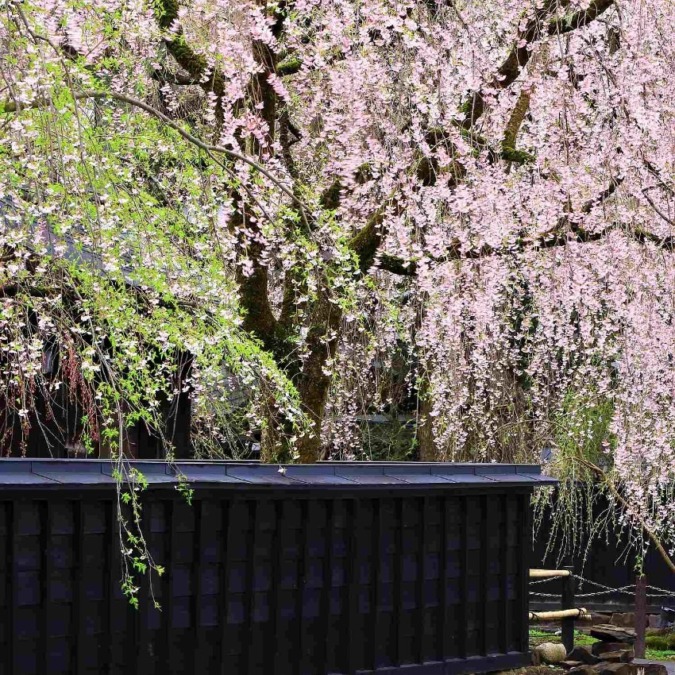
[552,389,616,470]
[646,633,675,652]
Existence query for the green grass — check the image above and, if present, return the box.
[647,634,675,651]
[529,628,675,661]
[529,628,597,647]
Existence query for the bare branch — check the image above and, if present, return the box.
[461,0,615,130]
[642,188,675,226]
[548,0,616,36]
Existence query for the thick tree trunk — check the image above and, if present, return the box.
[260,286,342,463]
[417,377,439,461]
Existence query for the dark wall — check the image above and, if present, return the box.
[0,488,532,675]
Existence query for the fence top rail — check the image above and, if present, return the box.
[0,458,557,489]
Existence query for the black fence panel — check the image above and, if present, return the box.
[0,460,551,675]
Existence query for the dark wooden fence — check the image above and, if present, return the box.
[531,494,675,613]
[0,460,554,675]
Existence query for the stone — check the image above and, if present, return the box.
[593,663,637,675]
[591,624,637,643]
[611,614,630,628]
[591,613,614,625]
[611,614,636,628]
[568,667,597,675]
[592,642,633,657]
[566,646,601,665]
[648,614,663,629]
[534,642,568,664]
[561,661,584,670]
[610,612,648,629]
[600,650,634,663]
[633,665,668,675]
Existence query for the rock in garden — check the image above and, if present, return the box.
[633,664,668,675]
[561,661,584,670]
[593,661,638,675]
[592,642,633,657]
[593,663,637,675]
[598,650,633,663]
[590,624,637,643]
[648,614,664,628]
[566,646,600,665]
[534,642,568,664]
[568,667,597,675]
[610,613,648,629]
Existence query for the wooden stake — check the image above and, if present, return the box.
[561,565,575,654]
[635,575,647,659]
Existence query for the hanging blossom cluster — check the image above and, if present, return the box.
[1,0,675,552]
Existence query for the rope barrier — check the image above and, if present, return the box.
[572,573,675,599]
[528,571,675,600]
[529,577,560,586]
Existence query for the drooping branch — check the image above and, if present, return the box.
[576,457,675,575]
[229,204,279,345]
[0,91,305,213]
[375,177,667,277]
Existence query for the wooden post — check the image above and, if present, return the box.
[635,575,647,659]
[561,565,575,655]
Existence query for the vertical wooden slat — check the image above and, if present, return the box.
[38,500,49,675]
[72,500,86,675]
[417,497,429,665]
[518,493,531,653]
[136,507,152,675]
[107,499,124,675]
[367,498,380,670]
[441,497,450,662]
[272,499,296,675]
[392,497,404,667]
[268,500,284,675]
[347,499,364,673]
[296,499,311,675]
[480,495,489,657]
[500,494,510,655]
[192,500,206,674]
[244,500,259,674]
[317,499,332,674]
[99,500,112,675]
[459,496,469,659]
[156,500,172,675]
[218,500,232,675]
[330,500,349,674]
[4,500,14,675]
